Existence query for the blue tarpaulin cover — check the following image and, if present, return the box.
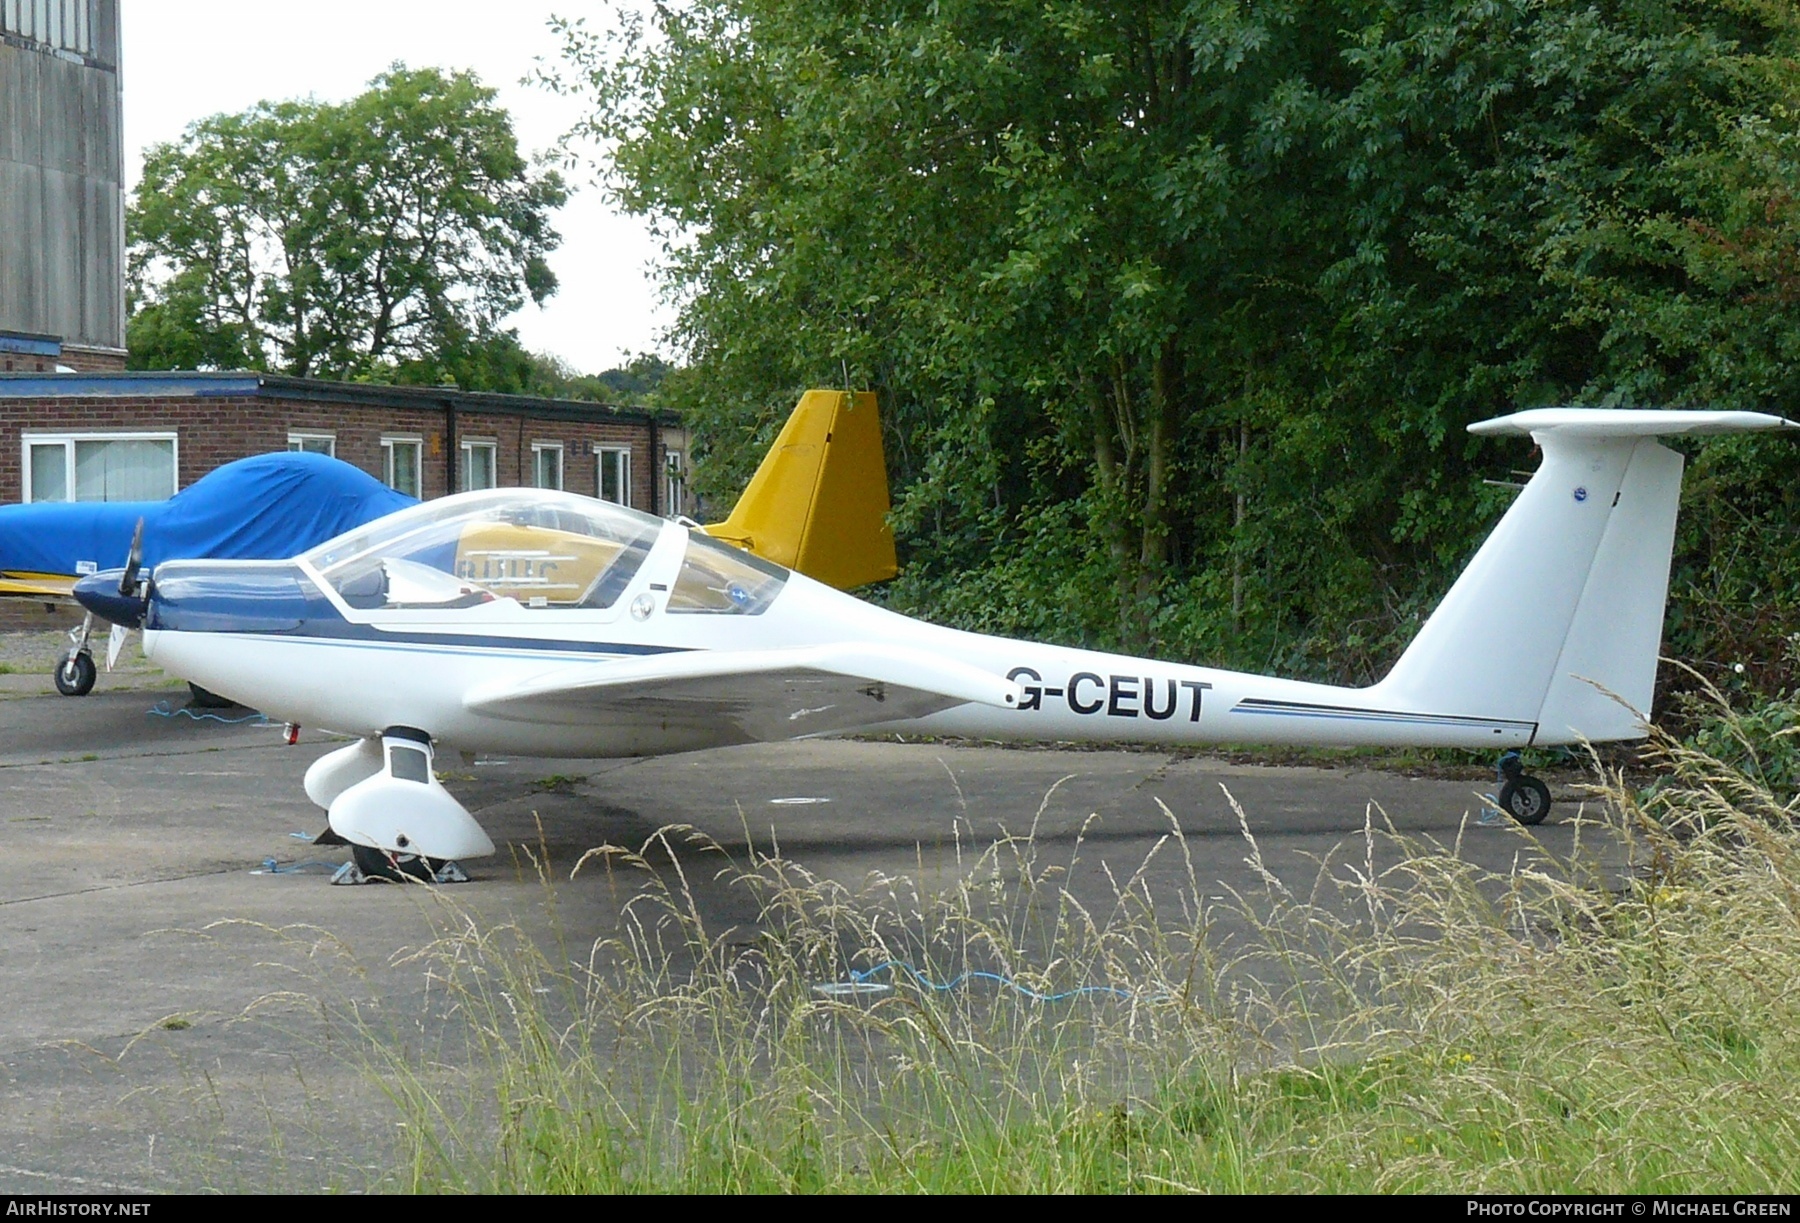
[0,452,417,576]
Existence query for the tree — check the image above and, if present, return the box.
[389,335,671,405]
[128,65,567,381]
[554,2,1800,682]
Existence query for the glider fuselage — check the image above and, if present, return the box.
[139,520,1533,759]
[77,409,1800,865]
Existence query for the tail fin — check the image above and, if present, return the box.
[1375,409,1798,744]
[703,390,899,590]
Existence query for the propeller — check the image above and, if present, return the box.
[119,517,145,598]
[71,517,153,630]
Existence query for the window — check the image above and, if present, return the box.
[532,442,564,490]
[461,439,497,491]
[667,531,788,615]
[307,489,665,613]
[23,432,178,503]
[382,435,423,498]
[596,446,632,507]
[288,432,336,457]
[0,0,96,56]
[665,450,687,518]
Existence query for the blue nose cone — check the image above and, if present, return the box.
[73,568,147,628]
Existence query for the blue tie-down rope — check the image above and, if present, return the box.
[147,700,269,726]
[251,858,342,876]
[812,960,1158,1003]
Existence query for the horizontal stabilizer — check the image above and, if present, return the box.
[1470,408,1800,438]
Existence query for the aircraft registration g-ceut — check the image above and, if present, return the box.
[72,406,1798,881]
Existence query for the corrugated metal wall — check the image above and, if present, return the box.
[0,0,123,351]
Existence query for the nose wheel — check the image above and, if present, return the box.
[54,614,97,696]
[54,650,96,696]
[1496,752,1552,825]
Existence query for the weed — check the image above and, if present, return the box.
[307,693,1800,1192]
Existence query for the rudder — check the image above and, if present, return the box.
[1532,440,1683,743]
[704,390,899,590]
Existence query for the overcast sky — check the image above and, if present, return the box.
[120,1,669,374]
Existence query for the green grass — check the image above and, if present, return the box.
[335,708,1800,1193]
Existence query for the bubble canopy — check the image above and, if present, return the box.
[299,488,789,615]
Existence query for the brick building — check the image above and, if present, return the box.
[0,369,690,515]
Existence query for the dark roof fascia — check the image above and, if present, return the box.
[0,370,677,424]
[0,371,260,397]
[0,331,65,356]
[250,374,664,424]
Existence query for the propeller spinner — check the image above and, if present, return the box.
[72,517,153,629]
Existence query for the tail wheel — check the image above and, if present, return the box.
[1498,776,1552,826]
[54,652,97,697]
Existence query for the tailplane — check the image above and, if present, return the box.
[1374,409,1798,744]
[704,390,899,590]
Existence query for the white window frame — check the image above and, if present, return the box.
[21,430,180,503]
[382,434,424,497]
[594,444,632,507]
[287,431,336,457]
[461,438,498,491]
[665,449,687,518]
[532,441,564,490]
[1,0,93,56]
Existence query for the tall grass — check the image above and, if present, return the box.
[360,713,1800,1193]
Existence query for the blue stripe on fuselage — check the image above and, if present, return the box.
[146,561,688,658]
[1229,697,1533,733]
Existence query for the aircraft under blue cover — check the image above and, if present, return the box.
[2,452,416,694]
[0,451,416,586]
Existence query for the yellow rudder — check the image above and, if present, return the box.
[704,389,898,590]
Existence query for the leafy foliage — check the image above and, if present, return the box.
[386,333,671,405]
[554,0,1800,684]
[128,66,567,384]
[1670,637,1800,803]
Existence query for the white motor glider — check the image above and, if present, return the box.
[72,408,1797,879]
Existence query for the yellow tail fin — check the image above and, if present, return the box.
[703,390,898,590]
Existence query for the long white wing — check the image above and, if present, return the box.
[462,642,1021,740]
